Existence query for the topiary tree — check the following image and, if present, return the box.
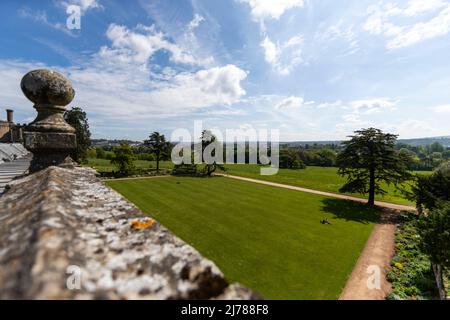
[110,143,135,176]
[337,128,412,206]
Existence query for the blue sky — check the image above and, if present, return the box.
[1,0,450,141]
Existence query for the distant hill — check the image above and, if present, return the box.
[397,136,450,147]
[91,139,142,147]
[284,136,450,147]
[93,136,450,148]
[283,140,341,147]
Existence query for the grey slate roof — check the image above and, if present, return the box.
[0,143,31,194]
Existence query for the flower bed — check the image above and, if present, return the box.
[386,212,440,300]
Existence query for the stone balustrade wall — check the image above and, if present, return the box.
[0,165,258,300]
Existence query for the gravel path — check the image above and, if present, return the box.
[339,210,398,300]
[216,173,415,211]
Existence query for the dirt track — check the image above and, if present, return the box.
[216,173,415,211]
[339,210,398,300]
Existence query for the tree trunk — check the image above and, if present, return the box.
[156,152,160,172]
[368,168,375,206]
[432,263,447,300]
[206,164,212,176]
[416,202,423,215]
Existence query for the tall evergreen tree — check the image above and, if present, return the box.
[337,128,412,206]
[64,107,91,163]
[410,161,450,213]
[144,132,169,173]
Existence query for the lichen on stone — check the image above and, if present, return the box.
[0,166,259,300]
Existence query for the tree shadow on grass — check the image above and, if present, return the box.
[321,198,381,224]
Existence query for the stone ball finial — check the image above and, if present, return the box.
[21,69,75,106]
[22,69,77,172]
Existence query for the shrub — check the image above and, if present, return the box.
[279,149,306,169]
[172,163,198,176]
[95,147,106,159]
[110,144,136,176]
[86,147,97,159]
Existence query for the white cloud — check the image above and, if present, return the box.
[380,119,439,138]
[388,7,450,49]
[238,1,307,73]
[316,21,359,56]
[261,35,304,75]
[238,0,305,22]
[316,100,343,109]
[275,96,305,109]
[364,0,450,49]
[261,36,277,64]
[350,98,396,114]
[76,0,101,11]
[0,19,244,124]
[181,14,215,67]
[161,64,248,107]
[60,0,102,13]
[18,7,74,36]
[188,14,205,30]
[342,113,362,124]
[0,61,46,116]
[18,1,102,35]
[400,0,447,17]
[18,7,48,23]
[67,62,247,118]
[0,59,247,123]
[99,24,213,66]
[432,104,450,113]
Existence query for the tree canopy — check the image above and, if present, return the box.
[279,149,306,169]
[144,132,170,172]
[110,143,135,175]
[337,128,412,206]
[410,161,450,213]
[64,107,91,163]
[419,203,450,269]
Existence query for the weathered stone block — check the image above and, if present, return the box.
[0,166,260,300]
[24,132,76,150]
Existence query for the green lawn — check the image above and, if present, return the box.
[221,164,428,205]
[107,176,380,299]
[88,157,426,205]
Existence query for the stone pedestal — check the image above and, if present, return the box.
[24,132,76,171]
[20,69,77,172]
